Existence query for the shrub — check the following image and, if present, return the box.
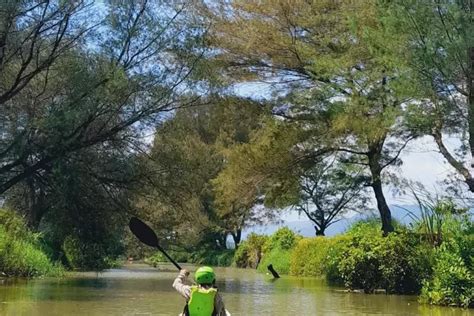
[63,235,122,271]
[290,237,331,277]
[192,249,235,267]
[421,245,473,308]
[265,227,301,252]
[324,235,350,284]
[337,220,433,294]
[290,235,350,281]
[420,215,473,308]
[146,250,191,267]
[234,233,268,268]
[0,210,64,277]
[146,248,234,267]
[255,228,301,275]
[257,247,292,275]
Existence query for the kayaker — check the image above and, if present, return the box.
[173,267,227,316]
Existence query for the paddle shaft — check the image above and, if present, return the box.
[156,244,182,270]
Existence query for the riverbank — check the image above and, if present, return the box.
[0,210,64,278]
[235,212,473,308]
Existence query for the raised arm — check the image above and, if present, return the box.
[173,269,191,300]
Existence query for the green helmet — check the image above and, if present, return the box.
[195,266,215,284]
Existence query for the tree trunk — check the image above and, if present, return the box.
[368,141,394,236]
[25,178,46,229]
[315,228,325,236]
[371,177,394,236]
[433,127,474,192]
[231,229,242,249]
[469,47,474,167]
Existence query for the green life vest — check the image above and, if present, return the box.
[187,285,217,316]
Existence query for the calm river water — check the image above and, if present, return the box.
[0,264,472,316]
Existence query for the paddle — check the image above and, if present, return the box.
[129,217,182,270]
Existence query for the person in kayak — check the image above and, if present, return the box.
[173,266,227,316]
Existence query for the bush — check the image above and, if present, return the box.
[257,247,293,275]
[421,245,473,308]
[146,248,234,267]
[265,227,301,252]
[146,250,191,267]
[193,249,235,267]
[63,235,123,271]
[420,215,473,308]
[337,220,433,294]
[324,235,350,285]
[290,235,349,280]
[255,228,301,275]
[0,210,64,277]
[234,233,268,268]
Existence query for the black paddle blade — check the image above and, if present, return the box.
[129,217,159,248]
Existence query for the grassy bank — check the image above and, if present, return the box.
[0,209,64,278]
[235,205,473,308]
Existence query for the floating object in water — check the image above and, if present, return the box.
[267,264,280,278]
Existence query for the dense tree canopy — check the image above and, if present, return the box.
[195,0,420,234]
[134,96,272,249]
[0,0,472,269]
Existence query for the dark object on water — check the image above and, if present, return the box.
[129,217,182,270]
[267,264,280,278]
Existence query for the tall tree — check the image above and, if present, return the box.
[386,0,474,193]
[279,159,368,236]
[135,97,269,249]
[213,119,369,236]
[0,0,201,197]
[0,1,206,268]
[199,0,415,234]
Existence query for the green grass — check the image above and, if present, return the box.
[0,225,64,277]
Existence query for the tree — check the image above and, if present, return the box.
[291,160,368,236]
[135,97,269,249]
[386,1,474,193]
[199,0,415,234]
[0,0,200,198]
[213,119,369,236]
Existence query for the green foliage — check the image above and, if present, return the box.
[265,227,301,251]
[255,228,301,275]
[234,233,268,268]
[146,249,234,267]
[324,236,350,285]
[192,249,235,267]
[137,97,267,252]
[408,194,467,246]
[290,236,349,279]
[0,210,64,277]
[257,248,293,275]
[420,215,473,308]
[421,245,473,308]
[232,228,300,273]
[202,0,413,235]
[62,234,123,271]
[146,251,191,267]
[337,220,433,294]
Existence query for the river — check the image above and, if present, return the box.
[0,264,472,316]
